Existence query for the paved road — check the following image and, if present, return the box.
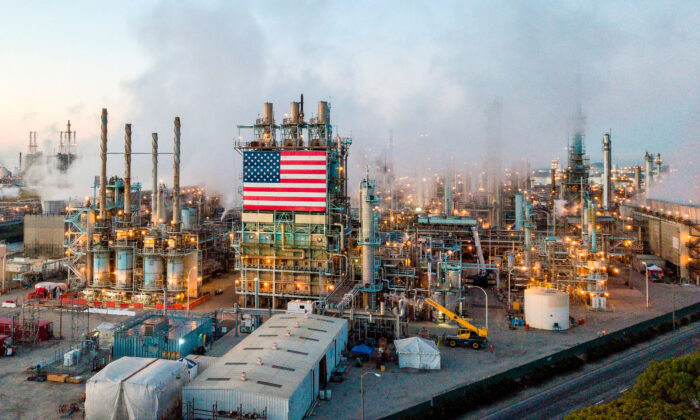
[468,324,700,420]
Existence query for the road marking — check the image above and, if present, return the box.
[618,387,628,394]
[595,400,605,405]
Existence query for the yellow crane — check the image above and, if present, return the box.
[424,298,488,349]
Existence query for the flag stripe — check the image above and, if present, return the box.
[245,196,326,202]
[244,187,326,193]
[280,159,326,169]
[280,158,326,164]
[280,177,326,183]
[244,205,327,211]
[244,192,326,198]
[280,169,326,175]
[280,151,326,156]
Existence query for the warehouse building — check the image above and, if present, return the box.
[622,199,700,283]
[183,313,348,420]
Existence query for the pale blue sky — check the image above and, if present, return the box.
[1,1,699,198]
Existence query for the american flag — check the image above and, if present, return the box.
[243,150,327,211]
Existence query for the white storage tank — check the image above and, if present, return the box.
[524,287,570,330]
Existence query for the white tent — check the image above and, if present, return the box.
[85,357,189,420]
[394,337,441,370]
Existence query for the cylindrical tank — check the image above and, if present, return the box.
[114,248,133,289]
[167,256,185,291]
[181,208,198,230]
[524,287,570,330]
[515,194,523,230]
[142,255,164,290]
[446,269,460,289]
[92,250,111,287]
[290,101,300,124]
[317,101,329,124]
[263,102,274,124]
[430,292,446,321]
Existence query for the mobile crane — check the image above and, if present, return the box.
[424,298,488,349]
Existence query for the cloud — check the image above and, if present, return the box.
[115,0,700,203]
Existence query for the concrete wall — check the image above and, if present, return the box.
[23,215,64,258]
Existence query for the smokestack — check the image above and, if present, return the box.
[99,108,108,221]
[318,101,329,124]
[173,117,181,231]
[290,101,300,124]
[18,152,22,175]
[263,103,274,125]
[602,133,611,209]
[634,166,642,192]
[644,152,653,191]
[124,124,132,219]
[655,153,662,176]
[152,133,159,227]
[550,168,556,196]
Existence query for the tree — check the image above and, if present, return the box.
[566,351,699,420]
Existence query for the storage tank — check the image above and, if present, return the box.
[167,256,185,291]
[114,248,133,289]
[142,255,164,290]
[92,250,111,287]
[524,287,570,330]
[181,208,198,230]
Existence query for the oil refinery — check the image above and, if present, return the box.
[1,3,700,420]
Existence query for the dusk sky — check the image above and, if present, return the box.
[1,1,699,199]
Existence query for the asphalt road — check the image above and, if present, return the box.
[468,324,700,420]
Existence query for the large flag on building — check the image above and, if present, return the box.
[243,150,327,211]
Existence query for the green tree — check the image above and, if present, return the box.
[566,351,699,420]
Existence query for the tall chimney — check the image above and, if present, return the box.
[99,108,108,221]
[602,133,611,209]
[655,153,662,176]
[644,152,653,191]
[151,133,159,227]
[18,152,22,174]
[124,124,132,219]
[634,166,642,192]
[172,117,181,231]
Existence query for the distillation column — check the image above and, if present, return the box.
[644,152,653,191]
[151,133,158,227]
[602,133,611,210]
[124,124,132,218]
[360,174,378,310]
[99,109,108,221]
[172,117,181,231]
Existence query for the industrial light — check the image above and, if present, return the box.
[178,338,185,345]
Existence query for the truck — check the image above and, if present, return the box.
[424,298,488,349]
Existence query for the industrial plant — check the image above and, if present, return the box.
[0,92,698,420]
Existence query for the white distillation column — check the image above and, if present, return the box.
[360,173,377,310]
[602,133,611,210]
